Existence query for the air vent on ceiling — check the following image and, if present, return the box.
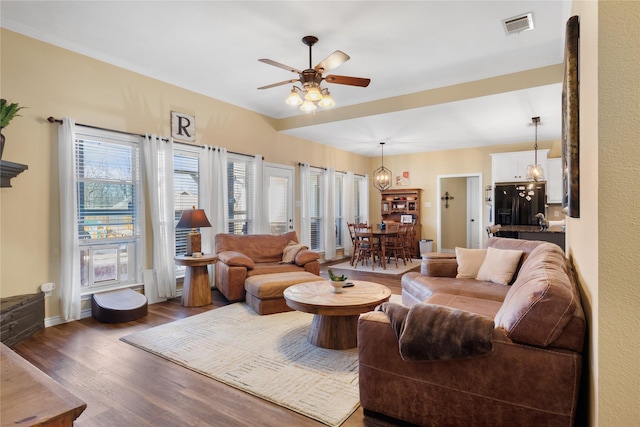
[503,12,534,35]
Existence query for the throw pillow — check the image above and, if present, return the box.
[455,247,488,278]
[281,240,309,264]
[476,246,523,286]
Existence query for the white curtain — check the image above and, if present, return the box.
[58,117,82,321]
[200,146,228,254]
[251,155,265,234]
[299,163,311,246]
[360,174,370,224]
[323,168,337,260]
[342,171,355,258]
[142,134,176,299]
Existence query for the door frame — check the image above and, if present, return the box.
[437,173,484,252]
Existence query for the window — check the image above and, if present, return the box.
[335,173,344,247]
[309,168,324,251]
[227,154,254,235]
[173,148,200,275]
[76,129,142,291]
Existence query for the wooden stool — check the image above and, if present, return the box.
[91,289,148,323]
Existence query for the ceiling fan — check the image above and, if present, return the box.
[258,35,371,112]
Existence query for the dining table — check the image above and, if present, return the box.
[370,227,399,270]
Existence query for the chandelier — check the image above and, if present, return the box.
[526,116,545,181]
[285,84,335,112]
[373,142,392,191]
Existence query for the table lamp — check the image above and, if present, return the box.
[176,206,212,256]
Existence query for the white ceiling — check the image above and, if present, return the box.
[0,1,571,157]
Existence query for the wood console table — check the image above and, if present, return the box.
[1,343,86,426]
[174,254,217,307]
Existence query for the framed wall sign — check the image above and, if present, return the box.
[400,214,413,224]
[171,111,195,142]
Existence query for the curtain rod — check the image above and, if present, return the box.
[297,162,365,177]
[47,116,251,157]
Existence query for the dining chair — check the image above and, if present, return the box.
[383,224,407,268]
[354,225,381,271]
[486,224,502,238]
[403,223,415,263]
[347,223,357,266]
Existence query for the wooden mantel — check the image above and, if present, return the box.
[1,159,28,187]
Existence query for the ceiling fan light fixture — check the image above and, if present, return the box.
[300,99,317,113]
[304,86,323,101]
[285,87,303,106]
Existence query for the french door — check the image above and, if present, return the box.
[264,164,294,234]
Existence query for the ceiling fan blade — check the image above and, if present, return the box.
[314,50,350,72]
[324,74,371,87]
[259,58,301,74]
[257,79,299,90]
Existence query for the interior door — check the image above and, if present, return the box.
[264,164,294,234]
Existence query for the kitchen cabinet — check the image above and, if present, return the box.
[546,158,563,203]
[491,150,549,183]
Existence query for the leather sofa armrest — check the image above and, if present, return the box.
[217,250,255,269]
[294,249,320,266]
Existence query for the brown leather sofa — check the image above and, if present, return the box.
[214,231,320,302]
[358,237,585,427]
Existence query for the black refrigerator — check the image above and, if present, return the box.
[494,182,546,226]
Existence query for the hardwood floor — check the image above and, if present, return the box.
[12,260,419,427]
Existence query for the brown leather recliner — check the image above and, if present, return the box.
[214,231,320,302]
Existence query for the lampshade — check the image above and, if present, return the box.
[176,206,211,256]
[317,90,335,108]
[526,116,545,181]
[285,88,303,106]
[176,207,212,229]
[304,86,323,101]
[373,142,392,191]
[299,99,317,112]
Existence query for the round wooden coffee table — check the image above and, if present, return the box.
[283,280,391,350]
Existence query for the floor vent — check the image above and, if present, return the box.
[503,13,534,35]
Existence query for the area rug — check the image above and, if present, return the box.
[120,303,359,427]
[329,259,420,275]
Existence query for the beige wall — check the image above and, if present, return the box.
[439,177,467,251]
[569,1,640,426]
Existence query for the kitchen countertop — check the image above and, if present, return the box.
[498,225,566,234]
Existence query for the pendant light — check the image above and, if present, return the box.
[373,142,392,191]
[526,116,545,181]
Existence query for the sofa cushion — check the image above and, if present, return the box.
[425,293,503,319]
[455,247,487,278]
[402,273,509,303]
[476,247,523,286]
[217,251,255,269]
[494,243,577,347]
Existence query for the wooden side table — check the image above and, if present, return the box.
[174,254,218,307]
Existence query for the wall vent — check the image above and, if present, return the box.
[503,12,534,35]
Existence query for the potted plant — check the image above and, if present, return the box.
[327,268,348,293]
[0,99,26,160]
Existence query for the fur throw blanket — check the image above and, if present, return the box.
[377,302,495,361]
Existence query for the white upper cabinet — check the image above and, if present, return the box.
[546,158,563,203]
[491,150,549,183]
